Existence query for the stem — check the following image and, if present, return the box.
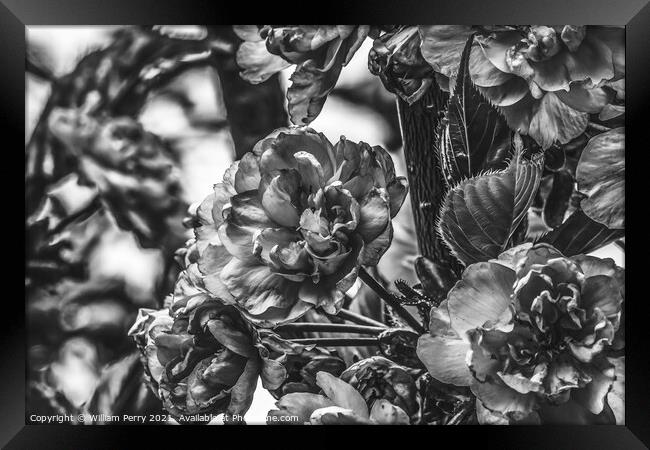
[276,323,385,335]
[210,27,288,158]
[587,122,612,133]
[290,337,380,347]
[327,307,388,328]
[48,195,102,236]
[358,267,425,334]
[396,85,462,277]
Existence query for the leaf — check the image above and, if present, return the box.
[437,35,512,186]
[576,127,625,229]
[438,139,544,266]
[537,209,623,256]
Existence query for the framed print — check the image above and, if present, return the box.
[4,0,649,447]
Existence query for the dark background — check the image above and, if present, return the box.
[4,0,648,447]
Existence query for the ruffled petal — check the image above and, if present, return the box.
[369,400,410,424]
[501,92,589,149]
[386,177,408,218]
[357,189,391,243]
[572,359,616,415]
[220,258,300,316]
[236,40,291,84]
[447,262,516,337]
[359,221,393,266]
[471,380,536,420]
[261,171,302,227]
[226,358,262,416]
[217,221,256,261]
[234,153,262,193]
[206,318,256,358]
[416,334,473,386]
[581,275,623,317]
[267,393,334,424]
[228,190,276,228]
[316,371,369,418]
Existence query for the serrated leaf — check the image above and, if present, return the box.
[438,142,544,266]
[537,209,624,256]
[437,35,512,186]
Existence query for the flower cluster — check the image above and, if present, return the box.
[47,108,186,248]
[472,26,624,148]
[267,371,410,425]
[417,243,624,424]
[369,25,623,148]
[235,26,373,124]
[191,127,407,327]
[128,261,288,421]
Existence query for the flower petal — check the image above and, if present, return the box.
[206,318,256,358]
[555,84,614,114]
[217,221,256,261]
[471,380,536,420]
[501,92,589,149]
[261,172,302,227]
[260,358,287,391]
[359,221,393,266]
[234,153,262,193]
[575,127,625,229]
[226,358,262,416]
[228,190,276,228]
[386,177,408,218]
[581,275,623,317]
[357,189,391,243]
[268,393,333,424]
[369,399,410,424]
[220,258,299,316]
[236,40,291,84]
[572,358,616,415]
[416,334,473,386]
[477,76,530,107]
[470,43,514,87]
[447,262,516,337]
[315,371,369,418]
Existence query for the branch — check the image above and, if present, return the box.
[276,323,385,335]
[325,306,387,328]
[48,195,102,236]
[209,26,288,158]
[587,122,612,133]
[289,337,380,347]
[358,267,425,334]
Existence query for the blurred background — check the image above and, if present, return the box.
[25,26,623,424]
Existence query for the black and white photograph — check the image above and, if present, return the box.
[22,24,628,427]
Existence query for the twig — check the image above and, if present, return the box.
[289,337,380,347]
[48,195,102,236]
[358,267,425,334]
[587,122,612,133]
[276,323,385,335]
[326,307,387,328]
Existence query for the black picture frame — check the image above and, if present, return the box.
[5,1,648,448]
